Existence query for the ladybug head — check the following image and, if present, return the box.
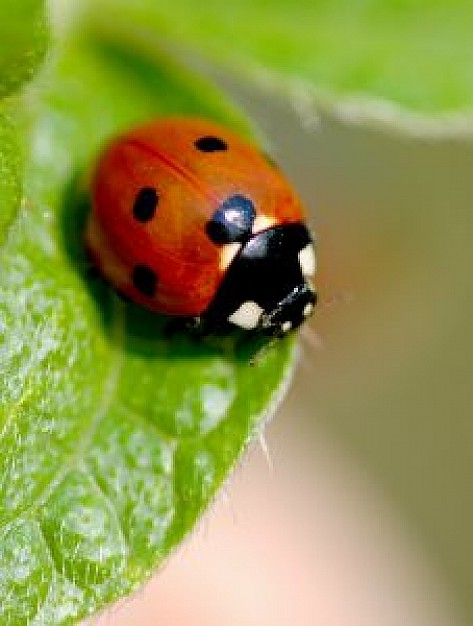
[260,282,317,335]
[203,221,317,336]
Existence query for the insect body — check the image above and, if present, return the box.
[86,117,317,335]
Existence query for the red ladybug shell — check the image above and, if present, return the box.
[86,117,307,317]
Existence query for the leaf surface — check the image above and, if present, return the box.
[0,33,295,624]
[0,0,49,98]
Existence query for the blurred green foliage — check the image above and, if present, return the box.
[0,0,49,98]
[88,0,473,114]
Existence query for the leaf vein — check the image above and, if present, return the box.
[83,465,129,557]
[118,402,179,446]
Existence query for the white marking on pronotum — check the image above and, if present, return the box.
[252,214,276,234]
[298,243,316,277]
[303,302,314,318]
[228,301,264,330]
[219,242,242,271]
[281,321,292,333]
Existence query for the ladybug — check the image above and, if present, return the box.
[85,117,317,335]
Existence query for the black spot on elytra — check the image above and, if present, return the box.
[194,136,228,152]
[133,187,159,223]
[206,194,256,245]
[132,264,157,297]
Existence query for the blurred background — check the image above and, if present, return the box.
[91,64,473,625]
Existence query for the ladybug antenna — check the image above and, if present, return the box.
[299,289,354,358]
[317,289,354,309]
[300,323,324,353]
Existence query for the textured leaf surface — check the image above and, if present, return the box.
[0,0,49,98]
[87,0,473,117]
[0,116,21,244]
[0,0,48,243]
[0,33,295,624]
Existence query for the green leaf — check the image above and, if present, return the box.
[0,115,21,243]
[86,0,473,120]
[0,0,43,242]
[0,33,295,624]
[0,0,49,98]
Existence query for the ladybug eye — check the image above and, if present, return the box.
[194,136,228,152]
[133,187,159,223]
[206,194,256,245]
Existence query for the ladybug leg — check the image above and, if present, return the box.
[187,316,204,332]
[163,315,203,338]
[227,327,272,365]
